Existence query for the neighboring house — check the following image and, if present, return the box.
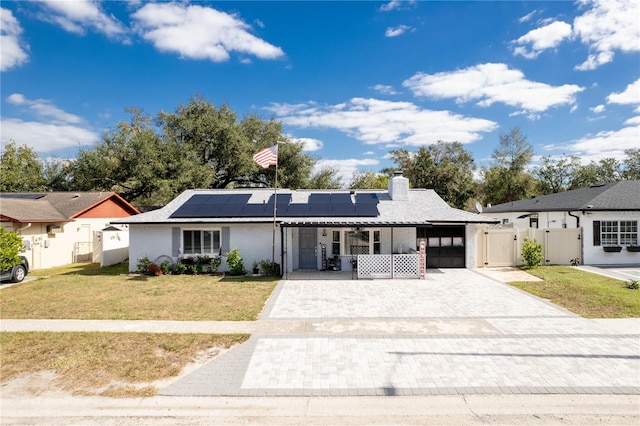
[483,181,640,265]
[0,192,140,269]
[115,173,499,276]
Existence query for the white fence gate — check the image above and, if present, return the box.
[478,227,582,267]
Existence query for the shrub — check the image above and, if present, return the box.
[160,260,172,275]
[137,257,152,274]
[259,259,280,277]
[148,262,162,276]
[0,228,25,272]
[627,280,639,290]
[171,262,187,275]
[226,248,245,275]
[521,237,543,269]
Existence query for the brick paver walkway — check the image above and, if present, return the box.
[160,269,640,397]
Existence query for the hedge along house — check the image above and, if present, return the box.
[116,173,498,277]
[0,192,140,269]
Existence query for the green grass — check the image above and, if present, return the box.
[2,263,279,320]
[510,266,640,318]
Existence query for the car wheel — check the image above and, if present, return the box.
[12,265,26,283]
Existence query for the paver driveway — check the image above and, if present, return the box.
[161,269,640,397]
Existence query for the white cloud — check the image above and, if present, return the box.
[2,94,97,152]
[518,10,540,23]
[624,116,640,125]
[0,118,98,152]
[268,98,497,147]
[371,84,399,95]
[289,137,323,152]
[1,8,29,71]
[516,0,639,69]
[314,158,380,185]
[131,3,284,62]
[573,0,639,70]
[607,78,640,106]
[567,123,640,156]
[38,0,128,41]
[403,63,583,116]
[7,93,83,124]
[590,104,605,114]
[511,21,572,59]
[380,1,416,12]
[385,25,413,38]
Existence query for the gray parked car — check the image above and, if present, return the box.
[0,255,29,283]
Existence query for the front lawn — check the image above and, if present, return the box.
[0,331,248,397]
[509,266,640,318]
[1,263,279,320]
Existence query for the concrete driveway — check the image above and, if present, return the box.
[161,269,639,397]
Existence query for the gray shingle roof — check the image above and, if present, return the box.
[0,192,138,222]
[483,181,640,213]
[115,188,499,226]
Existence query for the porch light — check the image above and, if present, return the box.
[322,228,327,237]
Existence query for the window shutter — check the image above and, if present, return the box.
[593,221,601,246]
[171,227,181,256]
[221,227,230,255]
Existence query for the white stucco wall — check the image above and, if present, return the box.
[128,223,280,272]
[9,219,116,270]
[98,229,130,267]
[581,211,640,265]
[466,224,481,268]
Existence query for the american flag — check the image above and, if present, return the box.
[253,145,278,169]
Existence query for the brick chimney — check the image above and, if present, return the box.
[388,171,409,201]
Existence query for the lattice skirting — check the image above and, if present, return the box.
[357,254,422,279]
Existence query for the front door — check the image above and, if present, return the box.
[299,228,317,269]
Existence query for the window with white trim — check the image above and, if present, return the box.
[594,220,638,246]
[344,230,381,255]
[331,231,340,256]
[183,230,221,255]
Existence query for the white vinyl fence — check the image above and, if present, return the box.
[477,227,582,267]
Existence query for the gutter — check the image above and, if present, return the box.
[567,211,580,228]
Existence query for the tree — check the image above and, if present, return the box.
[622,149,640,180]
[569,158,622,189]
[69,109,213,205]
[0,228,24,271]
[349,171,388,189]
[480,127,536,204]
[308,166,343,189]
[533,155,582,194]
[388,141,477,209]
[159,96,316,189]
[0,141,46,192]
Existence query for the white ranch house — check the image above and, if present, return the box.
[482,181,640,266]
[116,173,499,277]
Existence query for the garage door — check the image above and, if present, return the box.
[417,225,465,268]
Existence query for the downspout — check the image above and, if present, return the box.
[567,211,580,228]
[17,222,32,232]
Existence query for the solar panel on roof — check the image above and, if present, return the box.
[0,193,46,199]
[194,203,223,217]
[285,204,310,216]
[332,203,357,216]
[265,193,292,205]
[241,204,268,216]
[355,193,378,203]
[308,203,333,216]
[354,203,379,216]
[203,194,232,204]
[330,193,352,204]
[308,193,331,204]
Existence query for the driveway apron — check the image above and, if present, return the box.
[160,269,640,397]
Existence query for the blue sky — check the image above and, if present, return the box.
[1,0,639,184]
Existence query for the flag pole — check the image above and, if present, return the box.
[271,143,278,266]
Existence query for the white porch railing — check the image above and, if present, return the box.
[357,254,423,279]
